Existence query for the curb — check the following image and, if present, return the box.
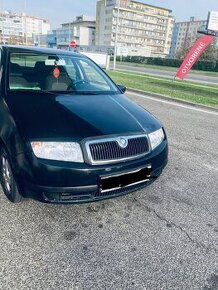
[127,88,218,113]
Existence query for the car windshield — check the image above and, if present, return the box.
[8,52,119,94]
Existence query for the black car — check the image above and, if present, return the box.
[0,45,168,203]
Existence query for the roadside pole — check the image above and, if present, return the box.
[1,0,5,44]
[24,0,27,45]
[113,0,120,71]
[68,23,71,51]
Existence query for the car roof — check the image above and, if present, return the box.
[0,45,85,58]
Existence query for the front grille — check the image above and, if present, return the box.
[86,135,150,164]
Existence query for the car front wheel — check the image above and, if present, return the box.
[0,148,23,203]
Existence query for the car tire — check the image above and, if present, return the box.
[0,147,23,203]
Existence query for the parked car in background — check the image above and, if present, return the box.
[0,45,168,203]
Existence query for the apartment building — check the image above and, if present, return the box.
[48,15,96,49]
[0,11,50,45]
[96,0,174,57]
[169,17,207,58]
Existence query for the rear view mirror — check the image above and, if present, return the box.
[45,59,66,66]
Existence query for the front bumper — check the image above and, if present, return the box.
[20,140,168,203]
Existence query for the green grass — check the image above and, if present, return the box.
[107,70,218,107]
[115,61,218,77]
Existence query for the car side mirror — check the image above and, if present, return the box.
[117,84,126,94]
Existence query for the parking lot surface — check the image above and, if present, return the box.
[0,92,217,290]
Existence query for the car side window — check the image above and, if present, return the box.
[78,59,111,91]
[9,53,74,91]
[9,54,46,90]
[62,58,77,81]
[8,52,118,93]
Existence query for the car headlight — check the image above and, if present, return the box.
[148,128,165,150]
[31,142,84,163]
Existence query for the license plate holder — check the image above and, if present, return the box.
[100,166,152,192]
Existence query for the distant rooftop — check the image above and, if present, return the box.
[131,0,172,13]
[175,17,207,24]
[62,15,96,26]
[0,10,49,22]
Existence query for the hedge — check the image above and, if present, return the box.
[114,56,218,72]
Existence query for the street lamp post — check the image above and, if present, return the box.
[1,0,5,44]
[113,0,120,71]
[68,22,71,50]
[24,0,27,45]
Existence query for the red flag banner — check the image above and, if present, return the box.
[176,35,215,80]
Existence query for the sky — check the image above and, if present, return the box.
[1,0,218,28]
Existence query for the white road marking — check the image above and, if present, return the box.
[127,92,218,116]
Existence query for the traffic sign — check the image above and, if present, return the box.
[207,11,218,31]
[117,47,128,57]
[70,40,77,48]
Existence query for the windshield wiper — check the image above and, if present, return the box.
[66,90,100,95]
[10,88,108,96]
[10,88,58,95]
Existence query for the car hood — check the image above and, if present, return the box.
[6,92,162,140]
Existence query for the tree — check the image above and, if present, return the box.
[175,36,218,62]
[199,38,217,62]
[175,36,193,60]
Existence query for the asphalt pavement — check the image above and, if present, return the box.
[114,63,218,85]
[0,92,218,290]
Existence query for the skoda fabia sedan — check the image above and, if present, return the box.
[0,45,168,203]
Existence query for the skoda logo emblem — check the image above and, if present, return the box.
[117,137,128,149]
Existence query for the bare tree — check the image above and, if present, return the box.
[200,38,217,62]
[176,36,218,62]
